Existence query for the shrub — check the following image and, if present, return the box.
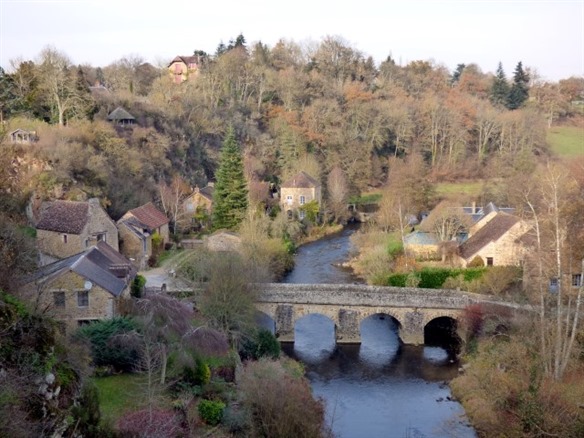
[76,317,139,371]
[468,255,485,267]
[198,399,225,426]
[240,329,281,360]
[130,275,146,298]
[239,358,327,438]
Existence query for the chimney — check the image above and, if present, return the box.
[471,201,477,214]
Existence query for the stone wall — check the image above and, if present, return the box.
[20,271,126,333]
[118,224,150,269]
[37,229,85,260]
[280,186,321,211]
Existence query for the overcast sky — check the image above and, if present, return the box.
[1,0,582,81]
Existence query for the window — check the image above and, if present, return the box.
[96,233,106,242]
[549,277,559,293]
[53,291,65,308]
[572,274,582,288]
[300,195,306,205]
[62,234,68,243]
[286,195,293,205]
[77,291,89,307]
[486,257,494,266]
[77,319,97,327]
[299,210,306,220]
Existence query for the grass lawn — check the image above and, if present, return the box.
[435,180,485,198]
[92,374,145,426]
[547,126,584,157]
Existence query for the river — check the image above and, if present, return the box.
[280,225,476,438]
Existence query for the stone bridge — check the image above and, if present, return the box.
[254,283,526,345]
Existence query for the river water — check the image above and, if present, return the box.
[280,226,476,438]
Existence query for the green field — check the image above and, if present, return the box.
[435,180,485,198]
[547,126,584,157]
[92,374,145,425]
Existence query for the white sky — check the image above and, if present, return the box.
[0,0,582,81]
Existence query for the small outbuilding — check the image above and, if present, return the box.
[107,107,136,125]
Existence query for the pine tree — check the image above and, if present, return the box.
[450,63,465,86]
[489,62,509,107]
[212,127,248,230]
[507,61,530,110]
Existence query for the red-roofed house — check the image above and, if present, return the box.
[119,202,170,247]
[36,198,118,265]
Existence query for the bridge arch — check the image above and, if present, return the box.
[424,316,463,354]
[255,310,276,334]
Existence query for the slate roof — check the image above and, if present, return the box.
[23,242,136,297]
[107,107,135,121]
[404,231,439,245]
[118,217,150,239]
[199,185,214,200]
[127,202,169,229]
[37,201,90,234]
[281,171,320,189]
[459,213,521,259]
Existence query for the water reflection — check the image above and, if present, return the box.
[359,314,400,367]
[293,314,336,364]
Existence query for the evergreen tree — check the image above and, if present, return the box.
[450,63,465,85]
[212,127,248,229]
[507,61,530,110]
[489,62,509,107]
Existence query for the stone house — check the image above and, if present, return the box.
[36,198,118,265]
[184,184,214,215]
[19,241,136,332]
[117,218,153,270]
[120,202,170,245]
[168,55,202,83]
[456,212,529,267]
[280,171,322,220]
[205,230,242,252]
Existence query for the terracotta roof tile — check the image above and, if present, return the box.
[127,202,169,229]
[37,201,89,234]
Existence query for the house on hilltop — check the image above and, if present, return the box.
[36,198,118,265]
[19,241,136,332]
[456,212,529,267]
[168,55,202,83]
[280,171,321,220]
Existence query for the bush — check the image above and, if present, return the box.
[198,399,225,426]
[240,329,281,360]
[117,409,183,437]
[76,317,139,372]
[468,255,485,267]
[130,275,146,298]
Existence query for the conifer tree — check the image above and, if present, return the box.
[507,61,530,110]
[212,127,248,230]
[489,62,509,107]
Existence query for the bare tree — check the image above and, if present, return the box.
[326,165,349,223]
[158,175,190,233]
[36,46,92,126]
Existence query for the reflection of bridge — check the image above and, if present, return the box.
[255,283,526,345]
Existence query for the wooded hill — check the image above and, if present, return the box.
[1,36,582,220]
